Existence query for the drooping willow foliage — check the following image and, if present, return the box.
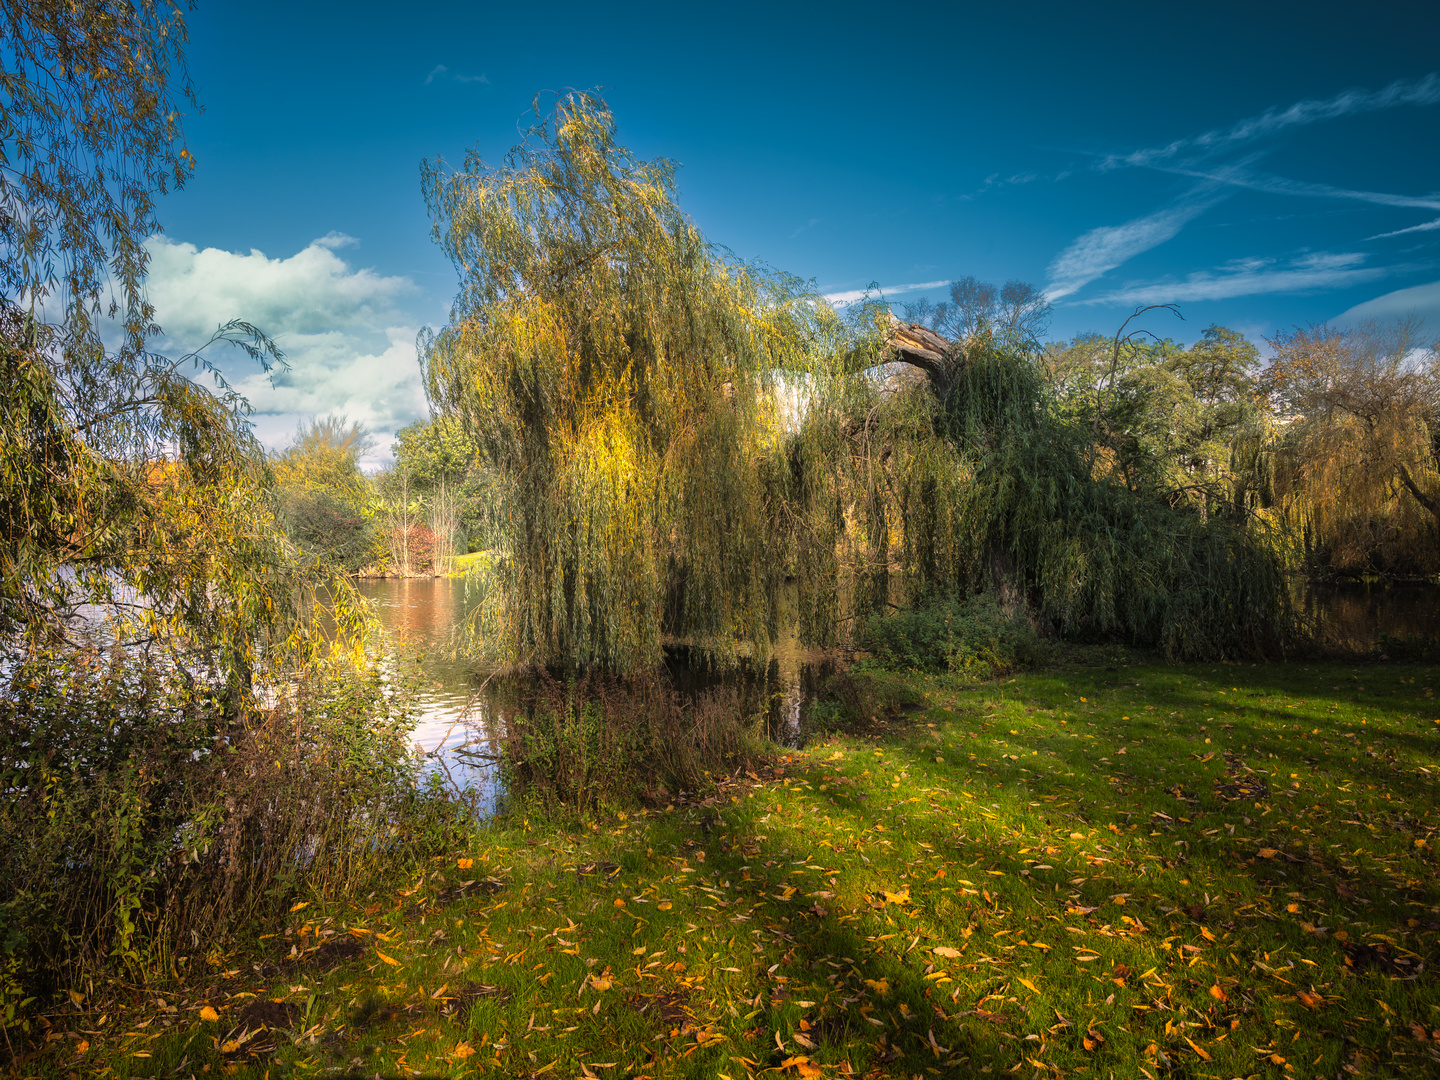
[798,334,1295,661]
[422,93,1293,671]
[420,93,876,671]
[1261,320,1440,578]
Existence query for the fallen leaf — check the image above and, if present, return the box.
[933,946,961,959]
[457,858,474,870]
[863,978,891,995]
[1183,1036,1212,1061]
[452,1042,476,1059]
[1297,990,1323,1009]
[376,950,400,966]
[1016,977,1039,994]
[200,1006,220,1022]
[1257,848,1278,859]
[1208,984,1226,1002]
[883,889,911,905]
[68,989,84,1006]
[288,901,309,913]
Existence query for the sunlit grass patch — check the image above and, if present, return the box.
[34,659,1440,1079]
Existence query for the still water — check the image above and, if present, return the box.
[357,577,830,805]
[1297,579,1440,649]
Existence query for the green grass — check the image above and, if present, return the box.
[447,551,494,577]
[24,658,1440,1080]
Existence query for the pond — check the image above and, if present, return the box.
[357,577,833,806]
[1297,579,1440,651]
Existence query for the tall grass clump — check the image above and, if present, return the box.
[499,671,768,815]
[0,648,461,1032]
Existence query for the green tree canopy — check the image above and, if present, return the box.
[270,416,376,572]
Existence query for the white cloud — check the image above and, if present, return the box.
[1076,251,1389,307]
[1338,278,1440,331]
[1102,73,1440,171]
[1371,216,1440,240]
[425,63,489,86]
[145,236,428,468]
[1044,188,1227,300]
[823,279,951,308]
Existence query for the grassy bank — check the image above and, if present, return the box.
[17,656,1440,1079]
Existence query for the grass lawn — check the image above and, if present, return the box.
[29,657,1440,1080]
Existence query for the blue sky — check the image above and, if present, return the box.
[149,0,1440,464]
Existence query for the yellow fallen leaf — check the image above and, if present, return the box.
[220,1040,241,1054]
[778,1056,810,1069]
[457,858,474,870]
[452,1042,476,1059]
[1208,984,1226,1002]
[376,950,400,966]
[863,978,890,995]
[657,901,673,911]
[1200,927,1217,942]
[1183,1036,1212,1061]
[1016,977,1039,994]
[1257,848,1278,859]
[1269,1054,1286,1065]
[288,901,308,913]
[1296,990,1323,1009]
[200,1006,220,1022]
[613,898,626,908]
[590,975,612,991]
[933,946,961,959]
[76,1040,89,1054]
[883,889,910,905]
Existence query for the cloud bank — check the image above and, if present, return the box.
[146,235,429,468]
[1339,278,1440,331]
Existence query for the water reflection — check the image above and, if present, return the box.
[1297,579,1440,650]
[356,578,832,808]
[358,578,503,811]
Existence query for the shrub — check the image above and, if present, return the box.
[499,671,767,815]
[860,592,1051,677]
[0,648,454,1028]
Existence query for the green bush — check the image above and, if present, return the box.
[860,593,1052,677]
[0,648,457,1030]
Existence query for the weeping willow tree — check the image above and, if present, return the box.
[1262,318,1440,578]
[814,315,1296,660]
[420,93,870,671]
